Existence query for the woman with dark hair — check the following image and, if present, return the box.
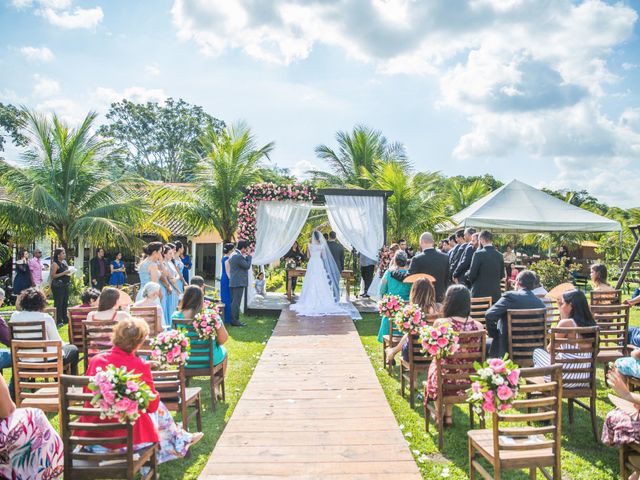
[160,244,181,326]
[10,288,79,374]
[172,286,228,377]
[173,241,187,292]
[284,241,305,294]
[109,252,126,288]
[424,284,484,426]
[533,289,596,384]
[220,243,235,325]
[591,263,614,292]
[76,288,100,308]
[86,287,130,323]
[136,242,163,302]
[377,251,412,344]
[181,241,192,284]
[13,249,31,296]
[49,247,72,325]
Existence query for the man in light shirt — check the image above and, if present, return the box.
[28,249,43,288]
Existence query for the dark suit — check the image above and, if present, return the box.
[327,241,345,271]
[449,243,464,266]
[90,257,109,290]
[228,251,252,325]
[408,248,449,302]
[467,245,505,303]
[485,289,545,358]
[452,244,476,284]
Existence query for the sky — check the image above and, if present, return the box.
[1,0,640,208]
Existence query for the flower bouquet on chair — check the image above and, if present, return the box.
[418,323,460,359]
[193,306,222,340]
[393,303,427,335]
[377,294,405,319]
[88,365,157,423]
[150,329,190,369]
[466,356,522,419]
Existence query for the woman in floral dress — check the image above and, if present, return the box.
[0,375,63,479]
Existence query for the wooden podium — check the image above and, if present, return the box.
[286,269,355,302]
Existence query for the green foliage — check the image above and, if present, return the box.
[265,268,285,292]
[68,274,86,306]
[98,98,225,182]
[0,103,28,153]
[445,178,489,214]
[529,259,574,289]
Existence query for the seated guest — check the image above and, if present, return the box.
[377,251,412,344]
[0,374,63,479]
[425,284,484,426]
[190,275,217,304]
[409,232,450,302]
[75,287,100,308]
[467,230,504,304]
[591,263,615,291]
[533,289,596,386]
[602,368,640,459]
[484,270,546,358]
[86,287,130,323]
[10,288,79,374]
[384,278,443,364]
[78,317,202,462]
[132,282,164,334]
[172,286,229,379]
[531,272,553,308]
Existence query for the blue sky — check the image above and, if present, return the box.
[2,0,640,208]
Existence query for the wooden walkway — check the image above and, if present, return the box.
[199,309,422,480]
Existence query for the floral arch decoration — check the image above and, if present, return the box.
[237,183,316,244]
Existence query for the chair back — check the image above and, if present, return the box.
[45,306,57,323]
[130,306,160,336]
[172,318,214,376]
[507,308,547,367]
[82,320,117,370]
[435,330,486,404]
[470,297,492,325]
[491,365,562,467]
[11,339,63,411]
[591,304,629,358]
[151,369,183,408]
[542,297,560,327]
[68,306,97,349]
[59,375,137,479]
[590,290,622,306]
[10,320,46,342]
[407,332,432,368]
[549,327,598,394]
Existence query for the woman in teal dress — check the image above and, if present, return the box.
[171,285,229,378]
[377,251,412,343]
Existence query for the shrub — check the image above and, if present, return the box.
[529,259,573,290]
[265,268,285,292]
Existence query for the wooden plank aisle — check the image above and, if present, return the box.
[199,309,422,480]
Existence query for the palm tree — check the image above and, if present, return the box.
[156,122,274,242]
[445,178,489,214]
[311,125,408,188]
[0,110,152,255]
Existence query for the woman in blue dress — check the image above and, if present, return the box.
[220,243,234,325]
[109,252,126,288]
[136,242,163,302]
[160,244,182,327]
[173,241,187,293]
[377,250,412,343]
[181,243,192,285]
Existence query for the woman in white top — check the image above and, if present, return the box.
[86,287,131,323]
[10,288,79,374]
[132,282,164,334]
[590,263,615,292]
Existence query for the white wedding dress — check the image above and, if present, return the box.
[290,244,347,316]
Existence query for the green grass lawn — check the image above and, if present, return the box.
[355,305,640,480]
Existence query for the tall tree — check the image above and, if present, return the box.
[0,103,28,155]
[0,110,153,254]
[311,125,407,188]
[98,98,225,182]
[445,178,489,214]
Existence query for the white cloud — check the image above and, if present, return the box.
[91,86,168,109]
[623,63,637,71]
[145,64,161,76]
[32,75,61,98]
[291,159,320,180]
[39,6,103,29]
[35,98,84,124]
[19,46,54,62]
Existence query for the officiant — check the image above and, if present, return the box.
[284,241,306,294]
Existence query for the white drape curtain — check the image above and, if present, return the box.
[325,195,384,260]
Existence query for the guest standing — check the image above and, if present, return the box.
[181,243,192,284]
[109,252,126,288]
[467,230,505,304]
[136,242,163,301]
[452,232,478,285]
[13,249,31,297]
[220,243,235,324]
[359,253,377,298]
[284,241,305,294]
[160,244,181,327]
[49,247,71,325]
[376,251,412,343]
[90,248,109,290]
[503,245,517,279]
[28,248,43,288]
[327,232,345,271]
[173,241,188,293]
[228,240,252,327]
[448,230,466,269]
[409,232,450,302]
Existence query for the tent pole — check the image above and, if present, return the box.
[548,234,552,259]
[619,230,623,266]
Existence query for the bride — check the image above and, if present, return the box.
[290,230,347,316]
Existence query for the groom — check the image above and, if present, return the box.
[228,240,252,327]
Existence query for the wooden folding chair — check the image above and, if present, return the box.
[591,304,629,376]
[152,369,202,432]
[507,308,547,367]
[468,364,563,480]
[68,306,97,355]
[130,306,161,337]
[590,289,622,306]
[400,332,431,409]
[424,329,486,449]
[82,320,117,370]
[11,340,63,414]
[471,297,492,326]
[59,375,158,480]
[9,320,46,342]
[620,442,640,480]
[382,318,403,373]
[173,318,225,410]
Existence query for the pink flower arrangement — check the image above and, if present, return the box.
[150,329,190,369]
[193,305,222,341]
[466,355,522,418]
[377,294,405,319]
[393,303,427,335]
[418,323,460,359]
[88,365,156,423]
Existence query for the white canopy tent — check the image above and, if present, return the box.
[440,179,622,233]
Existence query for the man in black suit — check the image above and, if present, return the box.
[467,230,505,304]
[448,229,465,266]
[327,231,345,271]
[451,227,475,275]
[409,232,449,302]
[452,232,478,285]
[90,247,109,290]
[484,270,546,358]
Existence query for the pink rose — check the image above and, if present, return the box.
[507,369,520,386]
[126,398,139,416]
[471,381,481,394]
[99,382,113,395]
[430,329,439,339]
[115,398,131,412]
[126,381,139,392]
[488,358,506,373]
[103,390,116,404]
[166,352,174,363]
[428,345,439,356]
[483,401,496,413]
[98,399,111,411]
[484,390,494,402]
[496,385,514,401]
[437,337,449,348]
[439,325,448,334]
[500,403,510,411]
